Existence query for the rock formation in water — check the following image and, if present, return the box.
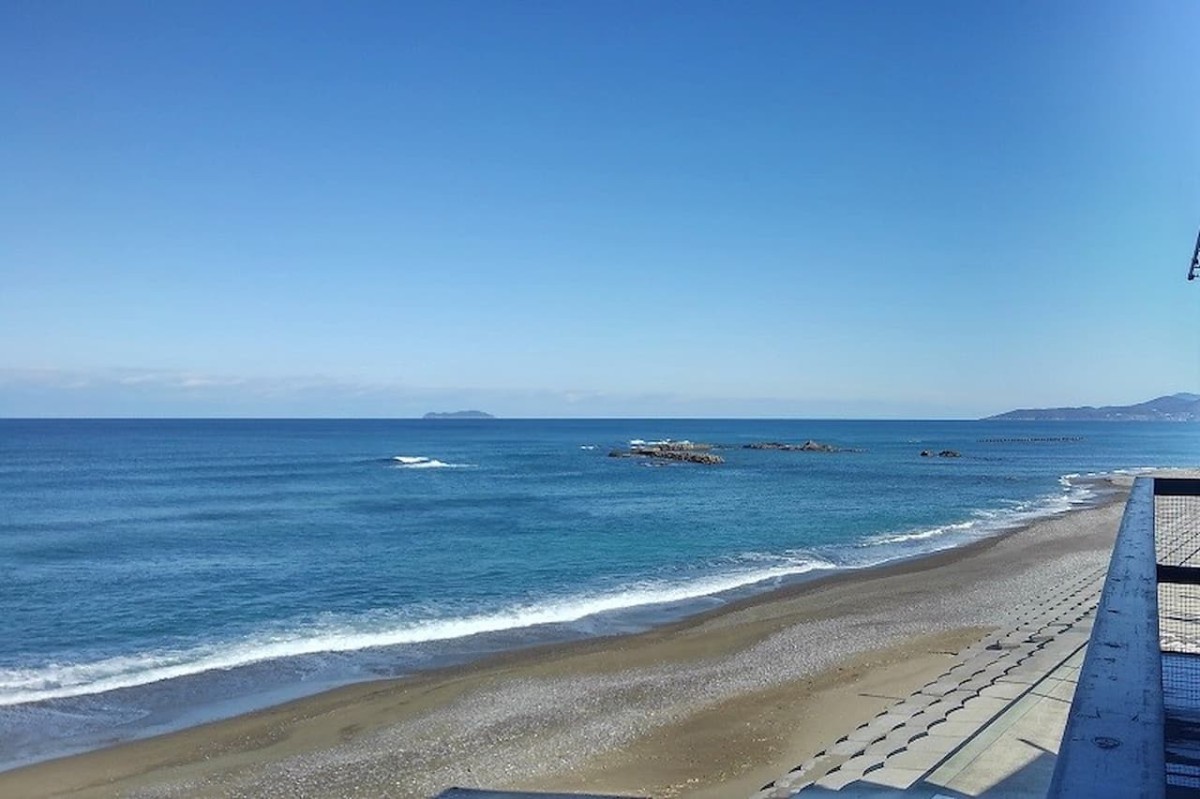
[744,440,839,452]
[608,440,724,465]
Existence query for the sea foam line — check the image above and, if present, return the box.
[0,557,834,707]
[863,472,1100,549]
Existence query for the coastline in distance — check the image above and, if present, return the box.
[986,393,1200,422]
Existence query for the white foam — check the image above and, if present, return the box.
[871,520,975,545]
[401,459,458,469]
[1071,467,1158,480]
[0,558,834,707]
[391,456,469,469]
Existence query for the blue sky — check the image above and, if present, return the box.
[2,1,1198,418]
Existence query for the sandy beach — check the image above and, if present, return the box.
[0,484,1130,799]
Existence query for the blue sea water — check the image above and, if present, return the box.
[1,418,1198,768]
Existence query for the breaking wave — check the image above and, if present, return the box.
[391,456,470,469]
[0,556,834,707]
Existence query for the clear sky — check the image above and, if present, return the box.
[2,1,1198,418]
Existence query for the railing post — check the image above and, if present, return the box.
[1048,477,1165,798]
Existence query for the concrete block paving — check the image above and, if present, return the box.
[750,565,1106,798]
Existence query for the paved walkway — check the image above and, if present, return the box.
[753,565,1106,798]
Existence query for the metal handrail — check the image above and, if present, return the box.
[1048,477,1166,799]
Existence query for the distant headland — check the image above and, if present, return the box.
[985,393,1200,422]
[422,410,496,420]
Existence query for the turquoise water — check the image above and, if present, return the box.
[1,418,1197,767]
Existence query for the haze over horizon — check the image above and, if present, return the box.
[3,1,1199,419]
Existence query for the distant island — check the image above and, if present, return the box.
[985,393,1200,422]
[422,410,496,420]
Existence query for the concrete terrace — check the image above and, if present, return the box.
[752,565,1103,798]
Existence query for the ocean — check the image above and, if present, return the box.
[1,418,1197,769]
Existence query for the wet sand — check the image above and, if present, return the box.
[0,485,1130,799]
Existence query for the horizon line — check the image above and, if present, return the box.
[0,415,1109,422]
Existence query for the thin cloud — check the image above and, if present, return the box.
[0,367,971,418]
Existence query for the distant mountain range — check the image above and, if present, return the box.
[422,410,495,420]
[986,393,1200,422]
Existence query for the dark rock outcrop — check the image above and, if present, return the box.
[633,447,723,464]
[745,440,839,453]
[610,440,724,465]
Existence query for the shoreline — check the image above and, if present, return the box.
[0,477,1135,798]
